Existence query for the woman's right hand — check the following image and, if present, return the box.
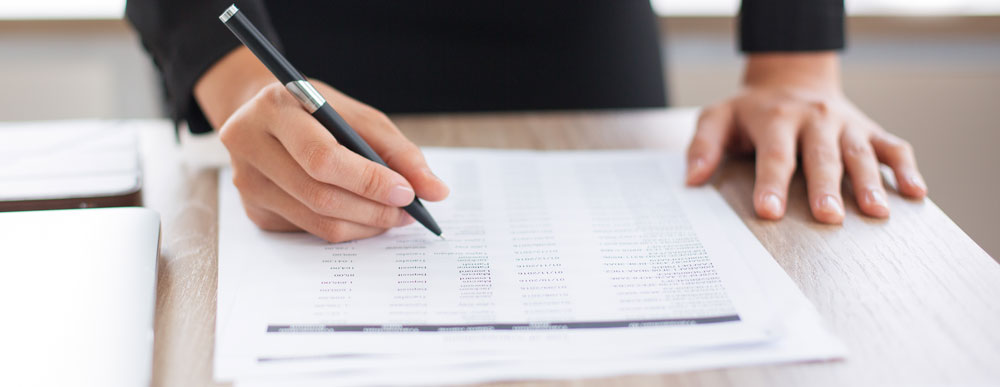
[195,47,449,242]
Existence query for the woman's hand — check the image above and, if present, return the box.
[686,52,927,224]
[195,47,449,242]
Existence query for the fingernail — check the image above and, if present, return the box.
[907,174,927,192]
[761,193,782,217]
[819,195,845,217]
[867,189,890,217]
[388,185,415,207]
[868,189,888,208]
[687,158,705,178]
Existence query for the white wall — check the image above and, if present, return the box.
[0,21,161,120]
[3,0,999,19]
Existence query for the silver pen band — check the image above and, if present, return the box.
[219,5,239,23]
[285,80,327,113]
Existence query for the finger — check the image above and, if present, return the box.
[841,130,890,218]
[230,163,300,231]
[233,141,412,229]
[727,132,754,154]
[871,131,927,198]
[356,112,450,202]
[240,201,299,232]
[687,103,734,185]
[800,118,845,224]
[237,166,392,243]
[750,121,799,220]
[312,86,450,202]
[265,107,418,208]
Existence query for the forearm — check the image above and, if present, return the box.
[193,46,276,129]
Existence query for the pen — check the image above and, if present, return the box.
[219,4,443,238]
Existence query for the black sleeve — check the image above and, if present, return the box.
[739,0,845,52]
[125,0,282,133]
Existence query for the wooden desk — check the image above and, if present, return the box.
[141,108,1000,387]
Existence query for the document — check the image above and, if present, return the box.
[215,148,845,385]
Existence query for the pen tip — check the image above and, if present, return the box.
[438,234,446,240]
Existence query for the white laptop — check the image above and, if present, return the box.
[0,207,160,387]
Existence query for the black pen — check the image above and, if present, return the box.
[219,4,443,238]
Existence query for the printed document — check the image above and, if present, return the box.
[215,148,845,385]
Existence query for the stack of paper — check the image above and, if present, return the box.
[215,149,845,386]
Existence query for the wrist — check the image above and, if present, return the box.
[743,52,841,94]
[194,47,276,129]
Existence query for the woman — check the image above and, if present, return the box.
[127,0,926,242]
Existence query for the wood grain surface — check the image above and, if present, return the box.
[141,109,1000,387]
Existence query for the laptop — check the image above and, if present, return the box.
[0,207,160,387]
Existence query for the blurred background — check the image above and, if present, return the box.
[1,1,997,259]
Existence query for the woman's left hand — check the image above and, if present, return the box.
[686,52,927,224]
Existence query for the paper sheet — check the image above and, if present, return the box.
[215,148,845,384]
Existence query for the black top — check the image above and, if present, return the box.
[126,1,844,134]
